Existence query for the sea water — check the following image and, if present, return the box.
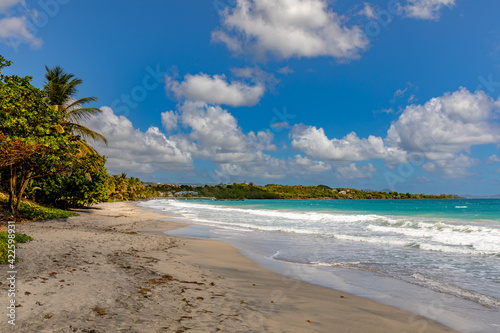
[139,199,500,332]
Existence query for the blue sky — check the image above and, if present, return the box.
[1,0,500,195]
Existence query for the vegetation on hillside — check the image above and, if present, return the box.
[154,183,459,200]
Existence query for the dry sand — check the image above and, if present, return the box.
[1,201,457,332]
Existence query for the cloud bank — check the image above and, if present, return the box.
[213,0,368,60]
[84,107,193,173]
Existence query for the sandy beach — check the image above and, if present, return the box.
[2,201,457,332]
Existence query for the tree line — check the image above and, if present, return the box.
[155,183,459,200]
[0,56,156,214]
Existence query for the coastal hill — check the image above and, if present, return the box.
[154,183,459,200]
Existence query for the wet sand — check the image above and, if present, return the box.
[3,201,456,332]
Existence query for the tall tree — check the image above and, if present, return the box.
[43,65,107,155]
[0,57,79,213]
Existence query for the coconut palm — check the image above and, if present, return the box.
[43,65,107,155]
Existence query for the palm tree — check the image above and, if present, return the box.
[43,65,107,155]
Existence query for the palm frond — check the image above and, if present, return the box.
[66,107,102,123]
[67,96,98,107]
[44,65,83,105]
[76,140,99,156]
[64,123,108,145]
[44,65,108,148]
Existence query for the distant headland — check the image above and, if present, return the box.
[151,183,461,200]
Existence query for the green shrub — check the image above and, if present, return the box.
[16,202,78,220]
[0,230,33,263]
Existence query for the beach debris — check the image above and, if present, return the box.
[136,286,152,296]
[307,320,311,323]
[252,283,256,286]
[340,295,345,298]
[149,275,174,285]
[44,314,52,319]
[90,306,108,316]
[24,291,31,296]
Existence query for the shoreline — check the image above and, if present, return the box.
[4,201,456,332]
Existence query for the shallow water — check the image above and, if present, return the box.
[140,198,500,332]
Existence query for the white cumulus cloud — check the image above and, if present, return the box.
[213,0,368,60]
[423,154,478,179]
[290,124,406,162]
[404,0,455,20]
[487,155,500,165]
[84,107,193,173]
[334,163,377,179]
[289,155,332,174]
[0,16,42,49]
[0,0,24,13]
[386,88,500,155]
[216,153,287,180]
[161,110,178,132]
[166,73,265,107]
[165,101,276,166]
[358,2,376,19]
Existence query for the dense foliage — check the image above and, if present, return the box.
[0,56,80,212]
[0,192,78,221]
[31,154,110,208]
[107,173,158,201]
[0,56,154,213]
[0,230,33,263]
[155,183,459,200]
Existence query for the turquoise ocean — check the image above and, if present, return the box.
[140,199,500,332]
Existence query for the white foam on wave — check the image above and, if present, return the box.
[311,261,362,268]
[412,273,500,308]
[333,234,410,247]
[150,199,383,224]
[367,224,500,254]
[142,199,500,255]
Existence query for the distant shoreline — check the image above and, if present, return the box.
[150,183,461,200]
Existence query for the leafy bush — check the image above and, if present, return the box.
[0,230,33,263]
[32,154,110,208]
[16,202,78,220]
